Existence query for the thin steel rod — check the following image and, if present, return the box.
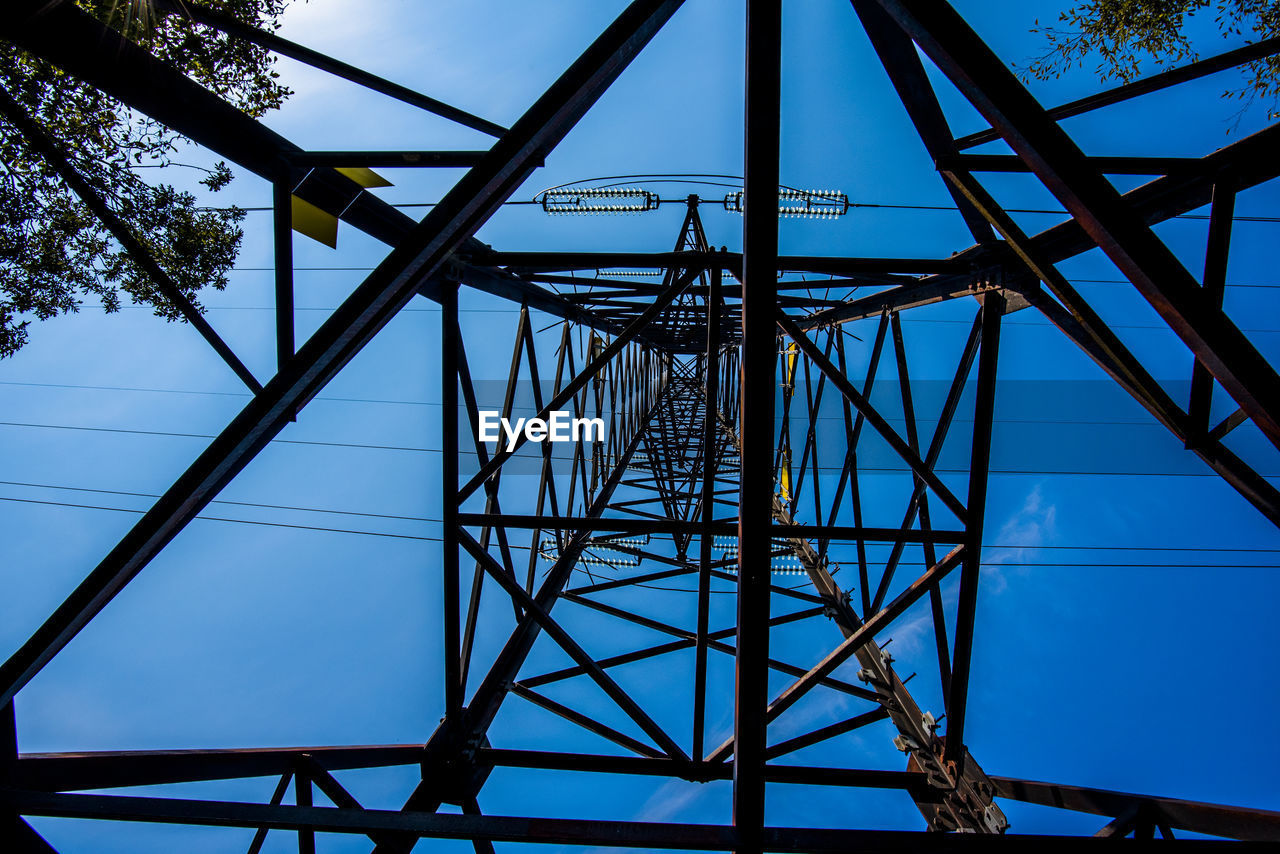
[0,84,263,395]
[764,708,890,760]
[458,267,699,502]
[695,264,723,762]
[457,531,689,761]
[735,0,782,840]
[20,789,1262,849]
[877,0,1280,452]
[705,546,965,763]
[955,36,1280,149]
[776,314,968,523]
[273,171,295,374]
[155,1,507,137]
[442,281,462,720]
[945,291,1003,766]
[1188,185,1236,439]
[245,772,293,854]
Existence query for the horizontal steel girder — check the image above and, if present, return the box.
[6,790,1272,849]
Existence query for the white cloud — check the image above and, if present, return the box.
[885,597,946,657]
[637,777,709,824]
[982,484,1058,594]
[769,686,853,740]
[575,778,712,854]
[271,0,400,102]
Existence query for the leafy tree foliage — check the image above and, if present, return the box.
[0,0,291,358]
[1027,1,1280,118]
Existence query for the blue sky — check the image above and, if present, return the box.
[3,0,1280,850]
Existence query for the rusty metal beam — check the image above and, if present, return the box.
[872,0,1280,452]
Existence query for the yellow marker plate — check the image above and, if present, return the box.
[290,195,339,248]
[336,166,392,189]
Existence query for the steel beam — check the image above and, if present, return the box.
[941,154,1207,175]
[940,167,1280,527]
[507,683,665,759]
[777,314,968,523]
[803,114,1280,333]
[458,267,699,502]
[476,747,928,791]
[1,0,625,338]
[761,546,963,729]
[152,0,506,136]
[13,790,1271,850]
[734,2,781,844]
[992,776,1280,842]
[694,265,723,762]
[850,0,994,243]
[458,513,964,542]
[764,709,890,761]
[1031,121,1280,264]
[0,85,262,394]
[294,764,315,854]
[871,309,981,614]
[872,0,1280,451]
[890,312,952,698]
[4,0,1279,846]
[945,291,1002,765]
[14,746,424,792]
[7,816,58,854]
[459,528,688,760]
[378,372,665,846]
[245,772,292,854]
[272,171,295,373]
[287,151,491,167]
[482,250,962,275]
[1188,185,1236,440]
[442,281,463,721]
[956,37,1280,149]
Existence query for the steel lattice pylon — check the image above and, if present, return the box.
[4,0,1280,850]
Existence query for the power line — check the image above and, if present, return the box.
[64,297,1280,332]
[210,265,1280,291]
[2,419,1273,477]
[0,379,435,407]
[0,420,441,454]
[0,495,441,542]
[976,543,1280,553]
[6,493,1276,566]
[6,479,1279,554]
[1072,277,1280,291]
[69,301,526,313]
[222,268,1280,289]
[0,479,441,525]
[970,562,1280,568]
[222,199,1280,225]
[0,384,1203,427]
[0,380,1245,429]
[899,317,1280,335]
